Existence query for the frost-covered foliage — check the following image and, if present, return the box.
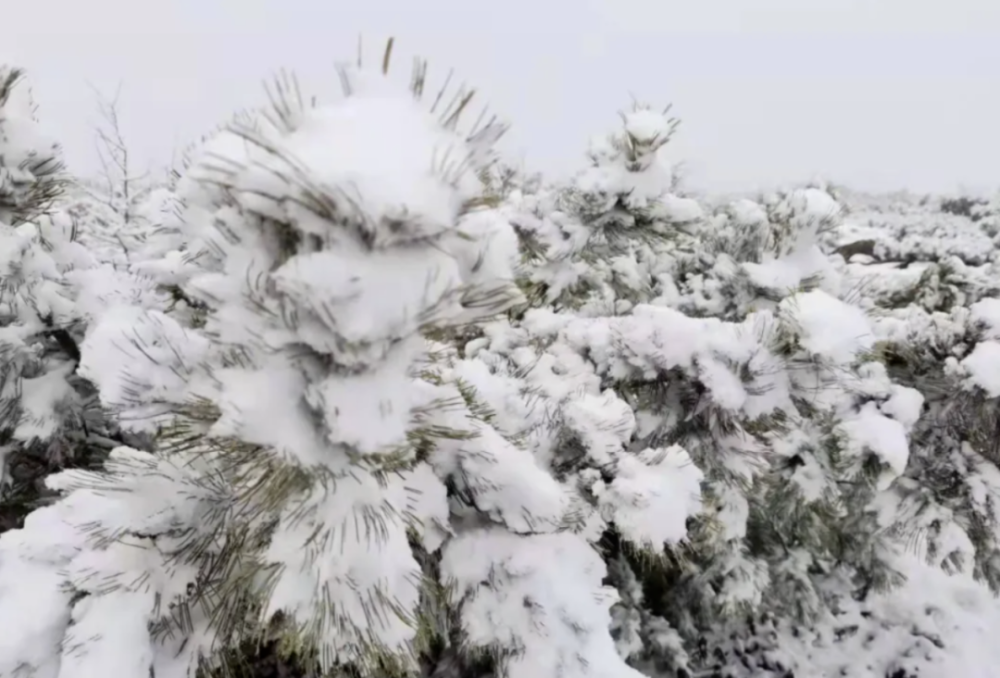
[0,68,63,226]
[62,180,180,271]
[658,187,843,320]
[508,104,703,317]
[843,244,1000,596]
[693,190,1000,678]
[478,286,922,669]
[0,59,709,678]
[489,110,936,676]
[492,101,1000,676]
[3,49,1000,678]
[832,189,998,267]
[698,554,1000,678]
[0,67,133,533]
[669,189,1000,678]
[484,172,1000,678]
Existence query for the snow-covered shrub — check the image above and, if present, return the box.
[657,187,843,320]
[64,181,181,271]
[976,190,1000,239]
[509,104,703,317]
[833,193,996,267]
[725,192,1000,678]
[0,55,706,678]
[849,255,1000,595]
[510,288,917,649]
[0,66,129,532]
[700,553,1000,678]
[494,109,927,674]
[2,42,999,678]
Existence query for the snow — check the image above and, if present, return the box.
[79,305,211,431]
[271,246,463,360]
[443,529,646,678]
[260,468,429,659]
[590,445,703,547]
[0,69,61,220]
[4,54,1000,678]
[260,94,480,243]
[879,385,925,428]
[622,109,673,143]
[792,187,842,221]
[962,340,1000,396]
[563,391,636,466]
[782,289,874,363]
[840,401,910,488]
[14,362,75,442]
[970,296,1000,337]
[754,554,1000,678]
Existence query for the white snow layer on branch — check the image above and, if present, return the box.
[0,66,60,223]
[0,67,697,678]
[0,66,122,479]
[510,288,918,525]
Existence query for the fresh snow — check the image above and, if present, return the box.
[1,55,1000,678]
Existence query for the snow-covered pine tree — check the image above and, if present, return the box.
[975,189,1000,246]
[0,66,119,533]
[698,186,1000,678]
[0,69,63,225]
[63,179,178,272]
[659,186,843,320]
[0,45,705,678]
[496,135,927,674]
[509,104,703,318]
[846,244,1000,592]
[512,289,919,671]
[833,190,997,268]
[645,189,929,675]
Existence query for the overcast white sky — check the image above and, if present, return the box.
[4,0,999,194]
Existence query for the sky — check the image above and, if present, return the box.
[4,0,999,195]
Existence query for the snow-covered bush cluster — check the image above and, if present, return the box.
[0,67,150,533]
[2,45,1000,678]
[831,189,999,267]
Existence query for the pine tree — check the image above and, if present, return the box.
[497,122,927,672]
[0,66,120,533]
[701,185,1000,678]
[839,191,997,267]
[0,46,706,678]
[859,253,1000,591]
[512,104,703,317]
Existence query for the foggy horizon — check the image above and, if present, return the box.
[4,0,999,196]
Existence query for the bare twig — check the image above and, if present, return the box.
[86,82,152,226]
